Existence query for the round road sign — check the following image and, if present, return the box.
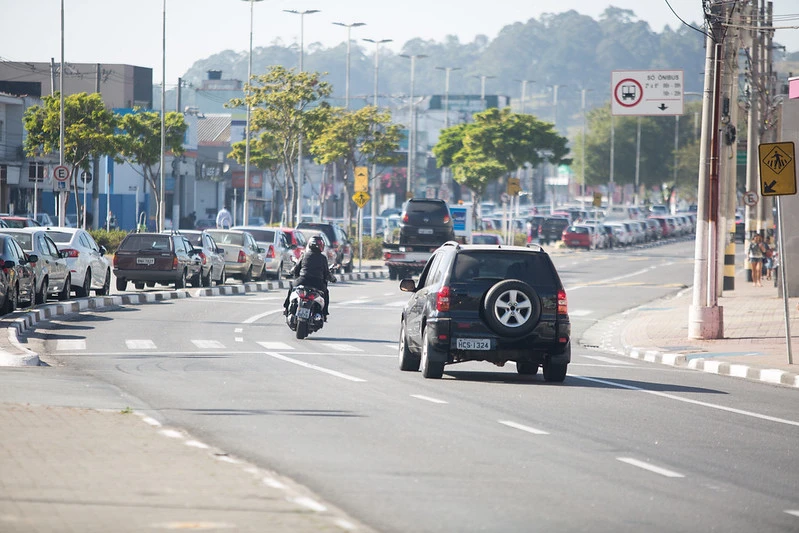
[742,190,758,207]
[53,165,70,182]
[614,78,643,108]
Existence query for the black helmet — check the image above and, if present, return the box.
[308,235,325,253]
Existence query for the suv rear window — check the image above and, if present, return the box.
[451,250,560,290]
[119,235,172,251]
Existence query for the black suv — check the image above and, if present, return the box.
[398,241,571,381]
[296,221,354,273]
[538,216,570,245]
[399,198,455,246]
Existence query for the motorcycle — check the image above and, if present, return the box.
[285,274,337,340]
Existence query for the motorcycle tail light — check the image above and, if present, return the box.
[238,250,247,263]
[557,289,568,315]
[436,286,450,312]
[61,248,79,258]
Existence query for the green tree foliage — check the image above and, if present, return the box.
[309,106,402,226]
[115,110,188,228]
[23,92,117,217]
[433,107,569,211]
[227,66,333,224]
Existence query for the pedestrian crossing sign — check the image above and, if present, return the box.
[758,141,797,196]
[352,191,370,208]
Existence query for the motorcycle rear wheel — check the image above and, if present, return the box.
[296,319,308,339]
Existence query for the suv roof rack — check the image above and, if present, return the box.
[525,243,545,252]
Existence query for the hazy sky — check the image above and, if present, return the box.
[2,0,797,84]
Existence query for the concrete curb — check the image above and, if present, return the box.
[0,268,388,367]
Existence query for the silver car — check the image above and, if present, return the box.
[205,229,266,282]
[0,228,71,303]
[231,226,292,280]
[178,230,227,286]
[44,228,111,296]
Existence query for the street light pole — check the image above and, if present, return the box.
[401,54,427,201]
[285,9,320,225]
[549,84,567,131]
[58,0,65,227]
[363,37,392,238]
[514,79,535,114]
[159,0,166,232]
[242,0,264,226]
[333,22,365,109]
[580,88,593,209]
[473,74,496,112]
[436,66,460,193]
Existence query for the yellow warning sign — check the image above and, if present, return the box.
[354,166,369,193]
[352,191,370,208]
[507,177,521,196]
[758,142,797,196]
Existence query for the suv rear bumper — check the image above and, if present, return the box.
[114,268,182,282]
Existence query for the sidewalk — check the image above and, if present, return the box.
[585,268,799,388]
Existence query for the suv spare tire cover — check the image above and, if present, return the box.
[483,280,541,337]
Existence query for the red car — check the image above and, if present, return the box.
[562,224,598,249]
[278,227,307,263]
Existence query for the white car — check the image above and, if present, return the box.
[44,228,111,297]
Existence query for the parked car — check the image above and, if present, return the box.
[194,218,216,231]
[232,226,292,280]
[277,227,307,264]
[0,216,41,228]
[295,229,337,271]
[205,229,266,282]
[175,230,227,286]
[538,216,570,245]
[296,221,354,273]
[0,234,38,313]
[398,241,571,381]
[471,232,503,245]
[44,228,111,297]
[561,224,602,250]
[113,233,202,291]
[0,228,71,303]
[27,213,54,227]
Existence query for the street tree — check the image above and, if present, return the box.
[433,107,569,216]
[227,66,333,225]
[23,92,117,220]
[115,109,188,229]
[228,130,283,224]
[309,105,402,227]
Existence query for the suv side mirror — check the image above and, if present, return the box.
[399,279,416,292]
[27,254,39,264]
[99,245,107,255]
[3,260,15,269]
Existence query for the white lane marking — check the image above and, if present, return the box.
[339,299,371,305]
[582,355,634,365]
[411,394,448,404]
[323,343,364,352]
[568,266,659,291]
[126,339,156,350]
[262,477,286,489]
[785,510,799,518]
[572,375,799,428]
[51,351,265,357]
[243,309,284,324]
[264,352,366,382]
[191,340,225,349]
[617,457,685,478]
[56,339,86,351]
[257,341,294,350]
[383,292,395,296]
[291,496,327,512]
[235,337,244,343]
[569,309,593,317]
[385,344,399,351]
[234,328,243,333]
[185,440,210,449]
[386,300,409,307]
[498,420,549,435]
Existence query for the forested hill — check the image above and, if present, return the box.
[179,7,711,124]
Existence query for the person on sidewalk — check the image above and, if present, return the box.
[216,206,232,229]
[763,236,774,281]
[748,234,766,287]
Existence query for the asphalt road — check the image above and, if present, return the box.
[13,240,799,533]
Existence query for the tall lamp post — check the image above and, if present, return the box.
[241,0,265,226]
[548,84,567,132]
[363,37,392,238]
[400,54,427,201]
[580,88,593,208]
[436,66,461,192]
[333,21,365,109]
[284,9,320,225]
[159,0,166,232]
[473,74,496,112]
[514,79,535,114]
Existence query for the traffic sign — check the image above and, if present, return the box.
[352,191,370,208]
[758,142,797,196]
[53,165,70,182]
[611,70,684,116]
[354,166,368,193]
[507,177,521,196]
[593,192,603,207]
[742,191,758,207]
[81,171,92,184]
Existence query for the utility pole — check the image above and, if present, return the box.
[744,0,761,282]
[689,0,726,339]
[92,63,100,229]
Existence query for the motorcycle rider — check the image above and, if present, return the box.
[283,234,335,320]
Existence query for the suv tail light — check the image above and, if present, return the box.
[443,215,450,224]
[172,256,179,269]
[237,250,247,263]
[113,254,118,267]
[402,213,409,223]
[436,286,451,312]
[61,248,79,258]
[557,289,568,315]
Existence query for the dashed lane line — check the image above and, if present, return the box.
[263,352,366,382]
[498,420,549,435]
[322,343,364,352]
[410,394,448,404]
[257,341,294,350]
[191,340,226,349]
[125,339,157,350]
[56,339,86,351]
[617,457,685,478]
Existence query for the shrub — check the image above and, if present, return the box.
[352,236,384,260]
[89,229,129,254]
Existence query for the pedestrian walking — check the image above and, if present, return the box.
[748,234,765,287]
[216,206,232,229]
